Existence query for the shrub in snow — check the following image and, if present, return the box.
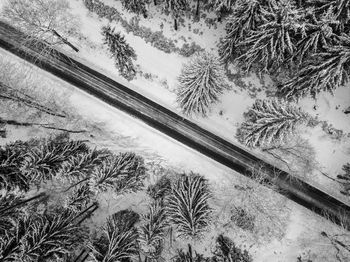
[212,235,253,262]
[177,52,227,117]
[166,173,212,239]
[230,207,255,232]
[118,0,148,18]
[337,163,350,197]
[173,244,209,261]
[101,25,137,80]
[236,99,311,148]
[162,0,190,30]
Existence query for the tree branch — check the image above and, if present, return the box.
[0,118,86,134]
[51,29,79,52]
[0,82,67,118]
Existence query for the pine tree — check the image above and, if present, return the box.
[147,175,172,200]
[119,0,149,18]
[307,0,350,33]
[163,0,189,30]
[292,9,340,67]
[212,235,253,262]
[102,25,137,81]
[89,152,146,194]
[337,163,350,196]
[22,136,89,185]
[236,0,303,74]
[0,193,46,238]
[138,201,169,260]
[177,52,227,117]
[279,34,350,100]
[0,214,31,261]
[64,183,92,212]
[58,148,111,183]
[0,194,24,237]
[0,141,32,192]
[18,210,86,261]
[237,99,311,148]
[218,0,266,64]
[89,211,139,262]
[0,209,87,262]
[167,173,212,239]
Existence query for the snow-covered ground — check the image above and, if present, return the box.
[1,43,349,261]
[1,0,350,260]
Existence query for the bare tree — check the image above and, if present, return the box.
[2,0,80,53]
[262,135,318,180]
[0,55,87,136]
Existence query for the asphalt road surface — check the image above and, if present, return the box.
[1,21,349,228]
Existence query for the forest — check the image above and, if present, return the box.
[1,0,350,261]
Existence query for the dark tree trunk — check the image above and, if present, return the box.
[0,81,66,118]
[154,0,157,6]
[0,117,86,133]
[0,193,46,214]
[174,18,178,31]
[51,29,79,52]
[73,248,90,262]
[64,177,90,192]
[196,0,200,17]
[73,202,99,225]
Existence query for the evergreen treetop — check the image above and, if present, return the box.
[237,99,311,148]
[102,25,137,80]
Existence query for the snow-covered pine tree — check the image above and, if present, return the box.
[18,210,86,261]
[101,25,137,80]
[58,148,111,184]
[119,0,149,18]
[147,175,172,200]
[237,99,311,148]
[337,163,350,196]
[306,0,350,33]
[177,52,227,117]
[89,211,139,262]
[236,0,303,74]
[292,9,340,67]
[22,136,89,185]
[89,152,146,194]
[279,34,350,100]
[64,183,92,212]
[163,0,189,30]
[167,173,212,239]
[138,201,169,260]
[218,0,266,64]
[0,212,30,261]
[0,141,31,192]
[0,194,28,238]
